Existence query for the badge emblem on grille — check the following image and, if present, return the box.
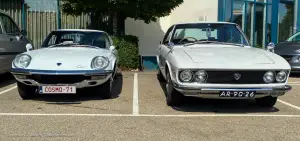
[234,73,241,80]
[57,63,62,66]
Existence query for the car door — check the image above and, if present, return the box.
[0,13,28,72]
[157,25,175,77]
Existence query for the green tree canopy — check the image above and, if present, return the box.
[61,0,183,23]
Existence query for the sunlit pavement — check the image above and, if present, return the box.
[0,71,300,141]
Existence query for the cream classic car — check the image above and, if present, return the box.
[10,29,118,100]
[157,22,292,107]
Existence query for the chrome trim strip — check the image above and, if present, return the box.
[10,68,113,75]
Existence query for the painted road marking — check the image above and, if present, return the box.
[132,73,139,115]
[0,113,299,117]
[278,99,300,111]
[0,86,17,95]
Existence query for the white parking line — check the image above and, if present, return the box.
[278,99,300,111]
[0,113,299,117]
[132,73,139,115]
[0,86,17,95]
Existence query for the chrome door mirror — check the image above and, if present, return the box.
[109,45,116,50]
[266,42,275,52]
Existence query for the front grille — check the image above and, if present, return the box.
[28,75,91,84]
[281,55,293,62]
[186,70,283,84]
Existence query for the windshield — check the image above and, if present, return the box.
[170,23,250,46]
[41,31,111,48]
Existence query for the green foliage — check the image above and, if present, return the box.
[112,35,140,69]
[61,0,184,23]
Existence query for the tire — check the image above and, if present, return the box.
[157,69,165,82]
[255,96,278,107]
[17,82,37,100]
[98,76,113,99]
[165,70,184,106]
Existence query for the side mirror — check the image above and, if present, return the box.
[266,42,275,52]
[26,43,33,51]
[20,30,27,36]
[109,45,116,50]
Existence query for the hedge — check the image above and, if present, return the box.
[112,35,140,70]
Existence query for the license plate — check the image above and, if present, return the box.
[39,86,76,94]
[219,91,256,98]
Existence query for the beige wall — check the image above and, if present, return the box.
[125,0,219,56]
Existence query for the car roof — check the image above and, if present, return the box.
[174,21,237,26]
[54,29,106,33]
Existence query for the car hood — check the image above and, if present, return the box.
[274,42,300,55]
[170,44,290,70]
[181,45,274,64]
[21,47,111,70]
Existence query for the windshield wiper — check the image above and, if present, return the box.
[48,42,80,48]
[183,40,244,47]
[183,40,224,46]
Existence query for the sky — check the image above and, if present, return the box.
[25,0,57,12]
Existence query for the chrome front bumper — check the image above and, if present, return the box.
[173,82,292,99]
[10,68,114,88]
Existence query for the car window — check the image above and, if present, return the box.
[170,23,249,46]
[42,31,110,49]
[162,25,174,44]
[0,14,20,35]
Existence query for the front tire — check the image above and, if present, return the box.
[157,69,165,82]
[96,76,113,99]
[166,71,184,106]
[255,96,278,107]
[17,82,37,100]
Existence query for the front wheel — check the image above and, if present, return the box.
[255,96,278,107]
[95,76,113,99]
[17,82,37,100]
[166,71,184,106]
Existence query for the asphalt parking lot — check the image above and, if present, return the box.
[0,71,300,141]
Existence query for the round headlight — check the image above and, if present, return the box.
[91,56,109,69]
[276,71,287,82]
[263,71,275,83]
[13,54,31,68]
[195,70,208,83]
[179,70,193,82]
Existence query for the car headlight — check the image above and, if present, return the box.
[194,70,208,83]
[276,71,287,83]
[263,71,275,83]
[179,70,193,82]
[91,56,109,69]
[13,54,31,68]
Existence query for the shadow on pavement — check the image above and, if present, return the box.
[28,73,124,104]
[0,73,16,88]
[157,76,280,114]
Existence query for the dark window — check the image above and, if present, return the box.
[0,14,19,35]
[162,25,174,44]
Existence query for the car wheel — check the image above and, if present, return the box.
[17,82,37,100]
[166,71,184,106]
[255,96,278,107]
[157,69,165,82]
[98,76,113,99]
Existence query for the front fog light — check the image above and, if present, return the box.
[263,71,275,83]
[195,70,208,83]
[179,70,193,82]
[276,71,287,82]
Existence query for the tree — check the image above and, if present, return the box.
[60,0,184,24]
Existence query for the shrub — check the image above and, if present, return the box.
[112,35,140,70]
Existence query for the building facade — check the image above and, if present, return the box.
[126,0,300,70]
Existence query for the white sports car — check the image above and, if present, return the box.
[10,29,118,99]
[157,22,292,107]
